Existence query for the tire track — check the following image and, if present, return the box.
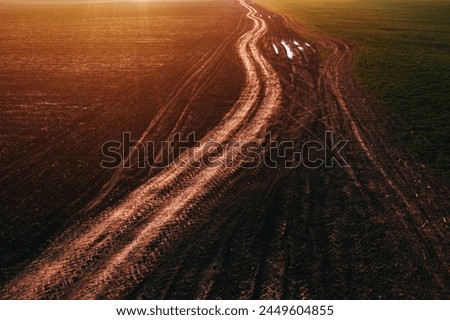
[84,13,249,211]
[0,0,282,300]
[1,0,448,300]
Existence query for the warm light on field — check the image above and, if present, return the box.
[0,0,448,303]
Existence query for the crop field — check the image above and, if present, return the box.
[0,0,245,283]
[255,0,450,177]
[0,0,448,299]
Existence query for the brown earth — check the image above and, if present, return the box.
[0,0,448,299]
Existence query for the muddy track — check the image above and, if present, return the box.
[0,0,448,299]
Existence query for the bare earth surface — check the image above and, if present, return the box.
[0,0,448,299]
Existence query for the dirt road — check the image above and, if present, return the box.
[1,0,448,299]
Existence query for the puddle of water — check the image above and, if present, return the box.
[281,40,293,59]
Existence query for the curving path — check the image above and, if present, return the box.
[1,0,448,299]
[1,0,282,299]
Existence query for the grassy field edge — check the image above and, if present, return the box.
[254,0,450,179]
